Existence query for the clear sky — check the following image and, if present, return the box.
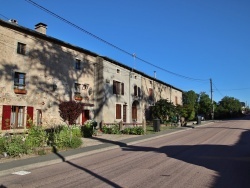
[1,0,250,105]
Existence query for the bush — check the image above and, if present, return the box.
[49,125,82,150]
[4,135,27,157]
[25,125,48,149]
[0,136,6,153]
[122,127,144,135]
[102,124,121,134]
[81,120,94,137]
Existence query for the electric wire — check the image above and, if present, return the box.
[24,0,209,82]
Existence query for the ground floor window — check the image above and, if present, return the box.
[11,106,24,128]
[1,105,33,130]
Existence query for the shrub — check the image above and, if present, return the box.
[4,135,27,157]
[122,127,144,135]
[49,125,82,150]
[59,101,83,125]
[81,120,96,137]
[102,124,121,134]
[25,125,48,149]
[0,136,6,153]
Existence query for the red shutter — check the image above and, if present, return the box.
[2,105,11,130]
[116,104,121,119]
[26,106,33,128]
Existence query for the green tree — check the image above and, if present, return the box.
[215,96,242,119]
[182,90,199,120]
[198,92,212,119]
[152,99,175,122]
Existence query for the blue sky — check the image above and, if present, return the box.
[1,0,250,105]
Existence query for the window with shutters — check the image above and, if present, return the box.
[134,85,141,97]
[1,105,33,130]
[113,80,124,95]
[116,104,122,119]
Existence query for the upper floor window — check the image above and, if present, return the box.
[175,96,178,105]
[75,59,81,70]
[113,80,124,95]
[74,83,81,94]
[17,42,26,55]
[134,85,141,97]
[148,88,153,101]
[14,72,26,89]
[117,69,120,74]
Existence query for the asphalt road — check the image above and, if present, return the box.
[1,118,250,188]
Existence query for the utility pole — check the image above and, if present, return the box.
[210,78,214,120]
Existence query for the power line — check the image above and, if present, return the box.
[24,0,209,82]
[0,13,10,20]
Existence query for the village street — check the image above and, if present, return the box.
[1,118,250,188]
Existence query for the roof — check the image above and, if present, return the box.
[0,19,182,92]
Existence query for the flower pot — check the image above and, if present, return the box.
[74,96,83,101]
[14,88,27,94]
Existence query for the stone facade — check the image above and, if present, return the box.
[0,19,182,132]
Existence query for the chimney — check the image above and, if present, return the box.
[9,19,18,24]
[35,23,47,34]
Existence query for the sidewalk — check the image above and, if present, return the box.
[0,122,209,177]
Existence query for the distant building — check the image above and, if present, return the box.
[0,19,182,132]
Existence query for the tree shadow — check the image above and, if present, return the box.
[52,146,123,188]
[89,129,250,187]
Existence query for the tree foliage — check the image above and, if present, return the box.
[215,96,242,119]
[152,99,175,122]
[182,90,199,120]
[59,101,83,125]
[198,92,212,119]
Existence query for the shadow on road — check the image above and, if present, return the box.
[90,127,250,187]
[52,146,123,188]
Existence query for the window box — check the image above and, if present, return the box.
[14,88,27,94]
[74,94,83,101]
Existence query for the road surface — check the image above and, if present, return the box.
[1,118,250,188]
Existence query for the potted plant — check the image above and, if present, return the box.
[74,93,83,101]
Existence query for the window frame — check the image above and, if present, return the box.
[113,80,124,95]
[75,59,81,70]
[17,42,26,55]
[14,72,26,89]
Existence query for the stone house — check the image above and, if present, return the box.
[0,19,182,132]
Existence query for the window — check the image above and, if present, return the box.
[17,42,26,55]
[117,69,120,73]
[134,85,137,96]
[14,72,26,89]
[1,105,33,130]
[74,83,81,94]
[37,109,42,126]
[75,59,81,70]
[134,85,141,97]
[175,96,178,105]
[113,80,124,95]
[149,88,153,101]
[11,106,24,128]
[116,104,122,119]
